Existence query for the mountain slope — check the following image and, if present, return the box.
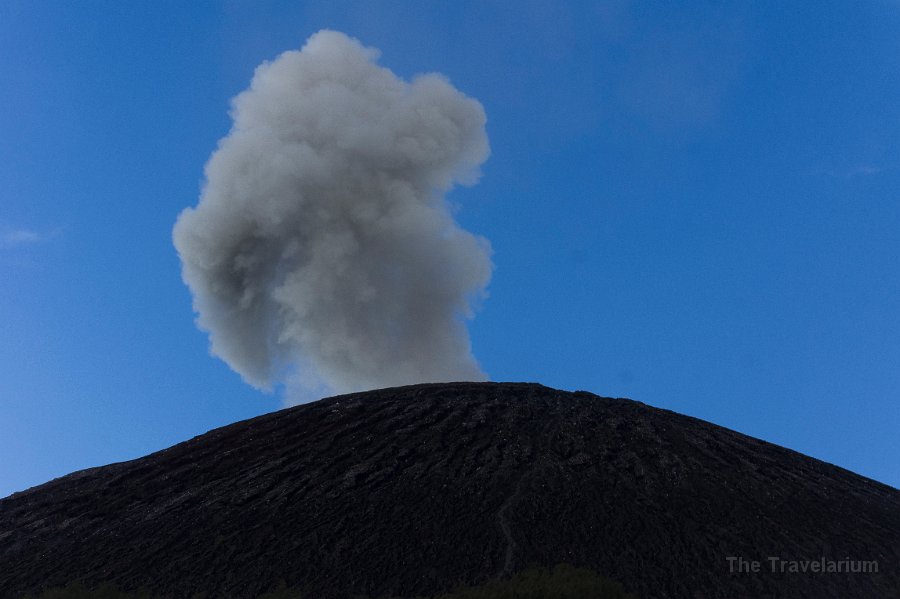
[2,382,898,598]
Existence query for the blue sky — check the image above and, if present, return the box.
[2,1,898,498]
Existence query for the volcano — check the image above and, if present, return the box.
[1,382,898,598]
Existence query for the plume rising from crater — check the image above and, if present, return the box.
[173,31,492,400]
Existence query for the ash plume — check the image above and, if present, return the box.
[173,31,492,401]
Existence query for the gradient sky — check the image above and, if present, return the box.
[2,1,899,498]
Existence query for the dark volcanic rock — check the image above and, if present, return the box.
[1,382,898,599]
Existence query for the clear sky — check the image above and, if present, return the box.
[2,1,898,498]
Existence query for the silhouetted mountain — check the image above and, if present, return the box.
[2,383,898,598]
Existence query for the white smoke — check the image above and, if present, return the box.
[173,30,492,401]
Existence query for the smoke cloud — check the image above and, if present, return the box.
[173,31,492,401]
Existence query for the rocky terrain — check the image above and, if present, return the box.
[1,382,898,598]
